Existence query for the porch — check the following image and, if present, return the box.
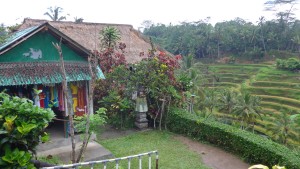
[36,121,113,163]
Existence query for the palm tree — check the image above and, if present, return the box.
[267,111,300,146]
[99,26,121,73]
[201,89,218,118]
[44,6,67,21]
[233,93,262,131]
[218,89,237,114]
[100,26,121,50]
[74,17,84,23]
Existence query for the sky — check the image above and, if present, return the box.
[1,0,300,29]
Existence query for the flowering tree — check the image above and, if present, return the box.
[94,26,186,130]
[110,50,183,130]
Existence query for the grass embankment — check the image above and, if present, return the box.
[258,95,300,109]
[251,81,300,89]
[99,131,210,169]
[246,87,300,100]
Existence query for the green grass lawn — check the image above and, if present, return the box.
[98,130,210,169]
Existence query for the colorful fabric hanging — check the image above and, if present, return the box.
[70,83,78,113]
[76,84,86,116]
[50,87,54,101]
[33,85,40,107]
[38,85,45,108]
[53,86,58,107]
[58,85,65,111]
[44,86,50,108]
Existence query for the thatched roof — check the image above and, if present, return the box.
[19,19,153,63]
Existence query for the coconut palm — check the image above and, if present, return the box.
[267,111,300,146]
[232,93,262,131]
[201,89,218,117]
[74,17,84,23]
[218,89,237,114]
[44,6,67,21]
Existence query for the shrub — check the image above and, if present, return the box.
[0,92,55,168]
[276,58,300,72]
[99,90,135,129]
[167,108,300,169]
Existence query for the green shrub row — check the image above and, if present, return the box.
[257,66,297,76]
[202,82,239,88]
[246,87,300,100]
[276,58,300,71]
[210,73,251,78]
[261,101,300,113]
[255,74,300,83]
[251,81,300,89]
[259,95,300,109]
[167,108,300,169]
[205,77,245,83]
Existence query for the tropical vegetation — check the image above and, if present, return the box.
[0,92,55,168]
[1,0,300,167]
[143,1,300,62]
[44,6,67,21]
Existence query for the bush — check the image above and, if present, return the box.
[167,108,300,169]
[0,92,55,168]
[99,90,135,129]
[276,58,300,71]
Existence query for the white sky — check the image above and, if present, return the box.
[1,0,300,29]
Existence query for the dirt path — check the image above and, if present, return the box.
[174,135,250,169]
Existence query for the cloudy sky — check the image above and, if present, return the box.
[1,0,299,29]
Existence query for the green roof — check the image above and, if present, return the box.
[0,23,105,86]
[0,25,40,51]
[0,62,104,86]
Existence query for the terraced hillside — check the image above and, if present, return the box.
[201,64,300,145]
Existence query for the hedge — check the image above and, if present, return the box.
[167,108,300,169]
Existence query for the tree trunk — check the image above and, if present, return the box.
[53,41,76,163]
[164,97,171,130]
[217,40,220,58]
[261,37,266,53]
[76,55,96,162]
[159,97,166,131]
